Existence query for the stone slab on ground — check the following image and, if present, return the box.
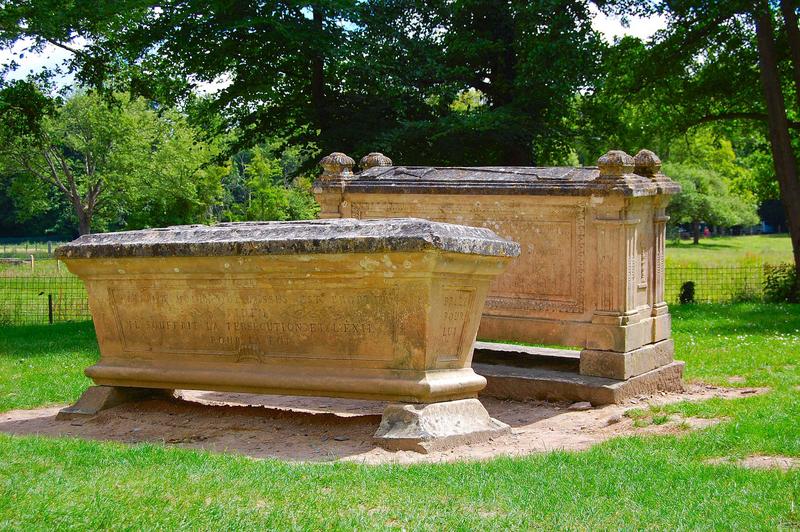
[373,398,510,453]
[56,386,175,420]
[473,341,580,372]
[580,339,675,380]
[475,361,685,405]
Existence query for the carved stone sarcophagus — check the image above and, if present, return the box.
[55,219,519,403]
[314,150,681,383]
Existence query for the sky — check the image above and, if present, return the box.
[0,10,668,91]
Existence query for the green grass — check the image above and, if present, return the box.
[0,305,799,529]
[0,322,96,411]
[666,234,793,267]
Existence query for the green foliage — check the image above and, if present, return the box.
[0,0,607,167]
[664,161,759,230]
[763,263,799,303]
[226,146,319,222]
[0,90,222,234]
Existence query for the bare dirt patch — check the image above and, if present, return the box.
[0,383,767,464]
[705,455,799,471]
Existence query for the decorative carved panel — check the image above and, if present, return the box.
[350,200,586,313]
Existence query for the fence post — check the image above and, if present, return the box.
[48,294,53,324]
[47,241,52,255]
[30,254,35,271]
[56,260,61,272]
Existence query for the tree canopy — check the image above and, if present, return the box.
[0,0,797,269]
[0,0,606,166]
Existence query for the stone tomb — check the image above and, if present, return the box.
[55,218,519,452]
[314,150,684,403]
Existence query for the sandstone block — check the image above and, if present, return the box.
[579,339,675,380]
[373,398,510,453]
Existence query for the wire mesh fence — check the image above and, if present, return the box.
[0,267,90,325]
[665,265,764,303]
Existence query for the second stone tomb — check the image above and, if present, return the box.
[314,149,684,402]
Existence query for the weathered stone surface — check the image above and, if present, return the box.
[580,339,675,380]
[359,152,392,170]
[319,152,355,180]
[373,398,510,453]
[315,151,682,394]
[476,361,685,405]
[58,219,517,405]
[55,218,520,260]
[321,149,678,197]
[633,149,662,176]
[56,386,174,420]
[598,149,635,177]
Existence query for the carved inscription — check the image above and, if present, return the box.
[110,286,404,362]
[436,288,475,362]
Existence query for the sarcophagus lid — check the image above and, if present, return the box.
[56,218,520,259]
[315,150,680,197]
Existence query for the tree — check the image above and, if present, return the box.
[0,0,606,167]
[0,86,220,234]
[596,0,800,280]
[665,162,759,244]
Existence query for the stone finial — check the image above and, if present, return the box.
[319,152,355,180]
[359,152,392,170]
[633,149,662,176]
[597,150,635,177]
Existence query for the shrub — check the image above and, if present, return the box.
[763,263,799,303]
[679,281,696,304]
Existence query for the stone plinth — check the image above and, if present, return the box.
[314,150,682,389]
[56,219,519,451]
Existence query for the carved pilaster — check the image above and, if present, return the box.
[625,221,637,312]
[652,208,669,315]
[593,215,640,318]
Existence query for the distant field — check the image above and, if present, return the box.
[666,234,793,267]
[0,241,67,260]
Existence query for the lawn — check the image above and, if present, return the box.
[666,234,793,267]
[0,305,799,529]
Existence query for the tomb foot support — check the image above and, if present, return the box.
[373,398,509,453]
[579,339,674,380]
[56,385,175,421]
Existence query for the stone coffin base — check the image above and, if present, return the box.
[373,399,510,453]
[58,387,508,454]
[473,341,684,405]
[56,386,176,420]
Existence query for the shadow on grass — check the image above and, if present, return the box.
[666,240,737,250]
[0,321,97,358]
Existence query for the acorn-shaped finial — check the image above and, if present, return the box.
[359,152,392,171]
[633,149,662,177]
[319,152,355,180]
[597,150,635,177]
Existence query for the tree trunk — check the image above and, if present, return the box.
[754,4,800,283]
[310,5,328,148]
[780,0,800,112]
[77,209,91,235]
[692,220,701,244]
